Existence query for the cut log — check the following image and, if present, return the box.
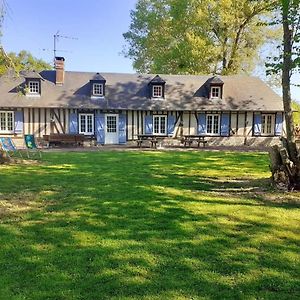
[269,143,300,191]
[269,145,282,173]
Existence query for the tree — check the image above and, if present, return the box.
[0,50,52,76]
[268,0,300,190]
[0,46,14,74]
[123,0,278,74]
[0,49,51,163]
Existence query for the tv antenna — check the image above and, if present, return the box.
[53,30,78,61]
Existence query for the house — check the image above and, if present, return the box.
[0,57,284,147]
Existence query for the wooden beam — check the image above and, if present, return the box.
[52,109,65,134]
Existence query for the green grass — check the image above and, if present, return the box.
[0,151,299,300]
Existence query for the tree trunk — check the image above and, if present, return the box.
[269,145,290,190]
[282,0,299,164]
[269,0,300,190]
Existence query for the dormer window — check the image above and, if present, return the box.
[93,83,103,96]
[23,71,42,97]
[153,85,163,98]
[149,75,166,99]
[28,81,40,94]
[208,76,224,100]
[90,73,106,98]
[210,86,221,99]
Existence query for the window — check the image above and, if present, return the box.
[0,111,14,133]
[210,87,221,99]
[79,113,94,135]
[206,114,220,135]
[262,114,275,135]
[107,115,117,133]
[153,115,167,135]
[93,83,103,96]
[28,81,40,94]
[152,85,163,98]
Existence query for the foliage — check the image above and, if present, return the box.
[0,50,52,75]
[123,0,278,74]
[292,100,300,125]
[0,46,12,75]
[0,151,299,299]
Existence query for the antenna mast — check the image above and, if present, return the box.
[53,31,78,62]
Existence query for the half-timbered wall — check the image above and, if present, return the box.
[237,112,246,136]
[2,108,284,146]
[21,108,75,137]
[125,110,271,140]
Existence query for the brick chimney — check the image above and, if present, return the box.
[55,57,65,85]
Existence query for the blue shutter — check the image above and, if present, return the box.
[198,113,206,135]
[253,113,262,136]
[119,113,126,144]
[221,113,230,136]
[167,114,175,135]
[14,111,23,134]
[69,112,78,134]
[95,113,105,144]
[145,115,153,134]
[275,112,283,136]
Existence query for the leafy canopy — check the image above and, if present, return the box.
[292,100,300,125]
[0,50,52,75]
[123,0,278,75]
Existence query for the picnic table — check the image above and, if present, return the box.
[136,134,161,148]
[181,135,208,148]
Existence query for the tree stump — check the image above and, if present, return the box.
[0,151,11,164]
[269,142,300,191]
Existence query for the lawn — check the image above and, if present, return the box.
[0,150,299,300]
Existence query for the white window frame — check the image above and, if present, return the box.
[106,114,118,133]
[210,86,221,99]
[28,81,40,94]
[93,83,103,96]
[79,113,94,135]
[153,115,167,135]
[0,111,14,133]
[206,114,220,135]
[261,114,275,136]
[152,85,163,98]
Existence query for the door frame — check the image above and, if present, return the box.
[105,113,119,144]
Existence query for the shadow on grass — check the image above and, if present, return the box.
[0,151,299,299]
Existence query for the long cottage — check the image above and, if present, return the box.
[0,57,284,147]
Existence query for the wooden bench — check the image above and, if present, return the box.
[182,135,208,148]
[43,134,85,147]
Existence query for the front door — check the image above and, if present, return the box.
[105,114,119,144]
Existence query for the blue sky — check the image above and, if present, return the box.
[2,0,300,102]
[2,0,137,72]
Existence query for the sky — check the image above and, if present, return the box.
[2,0,137,72]
[1,0,300,102]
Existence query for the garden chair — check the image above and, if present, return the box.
[0,137,23,158]
[24,134,42,159]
